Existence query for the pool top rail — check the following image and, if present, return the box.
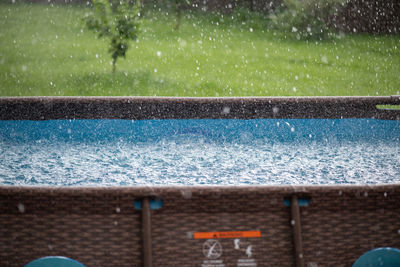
[1,96,400,120]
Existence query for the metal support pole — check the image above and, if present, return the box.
[142,197,153,267]
[291,195,305,267]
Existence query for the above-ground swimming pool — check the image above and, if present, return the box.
[1,97,400,267]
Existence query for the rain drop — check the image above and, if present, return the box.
[18,203,25,213]
[222,106,230,114]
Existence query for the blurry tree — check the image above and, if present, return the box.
[269,0,347,39]
[85,0,141,72]
[174,0,192,30]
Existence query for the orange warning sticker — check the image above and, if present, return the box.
[193,230,261,239]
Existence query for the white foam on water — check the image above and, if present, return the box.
[1,137,399,186]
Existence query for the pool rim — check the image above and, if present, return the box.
[1,96,399,120]
[1,183,399,193]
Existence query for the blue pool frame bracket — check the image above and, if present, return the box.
[134,197,164,210]
[353,247,400,267]
[284,197,311,207]
[24,256,86,267]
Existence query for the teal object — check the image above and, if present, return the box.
[134,198,164,210]
[24,256,86,267]
[283,197,311,207]
[353,247,400,267]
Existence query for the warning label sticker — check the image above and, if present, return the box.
[202,260,225,267]
[195,231,261,267]
[194,231,261,239]
[237,259,257,267]
[203,239,223,259]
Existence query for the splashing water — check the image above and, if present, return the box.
[0,119,399,186]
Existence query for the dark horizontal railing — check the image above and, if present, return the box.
[1,96,400,120]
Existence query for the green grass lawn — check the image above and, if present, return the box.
[0,3,399,96]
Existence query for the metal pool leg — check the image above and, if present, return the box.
[291,195,305,267]
[142,197,153,267]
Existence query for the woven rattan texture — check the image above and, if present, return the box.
[151,191,293,266]
[301,188,400,267]
[1,186,400,266]
[0,189,143,266]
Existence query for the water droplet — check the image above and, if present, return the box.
[156,51,162,57]
[178,39,187,47]
[249,27,253,32]
[18,203,25,213]
[222,106,230,114]
[181,189,192,199]
[186,232,194,239]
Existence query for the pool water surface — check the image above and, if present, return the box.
[0,119,399,186]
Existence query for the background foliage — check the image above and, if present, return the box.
[0,4,399,96]
[85,0,140,72]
